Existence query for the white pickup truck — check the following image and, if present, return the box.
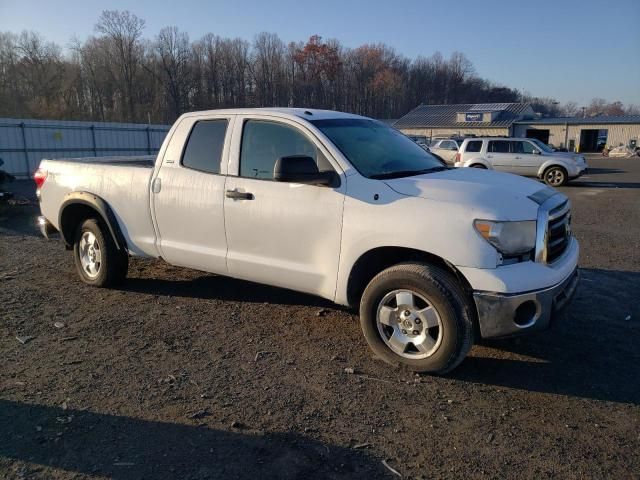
[35,108,579,374]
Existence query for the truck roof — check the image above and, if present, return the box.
[178,108,367,122]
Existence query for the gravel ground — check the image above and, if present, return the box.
[1,156,639,479]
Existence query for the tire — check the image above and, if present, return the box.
[470,164,486,169]
[73,218,128,287]
[359,262,474,374]
[543,166,567,187]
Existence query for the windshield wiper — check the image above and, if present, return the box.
[369,166,448,180]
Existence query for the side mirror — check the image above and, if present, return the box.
[533,149,541,155]
[273,156,339,187]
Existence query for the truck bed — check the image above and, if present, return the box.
[38,155,159,258]
[44,155,156,168]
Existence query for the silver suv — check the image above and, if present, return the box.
[455,137,587,186]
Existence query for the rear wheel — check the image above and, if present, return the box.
[543,166,567,186]
[73,218,128,287]
[359,263,474,374]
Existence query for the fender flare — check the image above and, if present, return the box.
[58,192,127,251]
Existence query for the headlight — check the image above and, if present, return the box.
[474,220,536,255]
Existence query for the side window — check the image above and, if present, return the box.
[240,120,328,180]
[465,140,482,153]
[488,140,510,153]
[511,141,524,154]
[181,120,228,174]
[521,141,536,154]
[510,141,536,154]
[441,141,457,150]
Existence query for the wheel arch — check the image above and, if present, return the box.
[345,246,475,310]
[465,158,491,169]
[59,192,127,251]
[537,161,568,178]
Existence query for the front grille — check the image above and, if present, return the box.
[546,201,571,263]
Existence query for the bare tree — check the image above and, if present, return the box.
[0,32,20,116]
[3,12,635,123]
[152,27,192,120]
[561,101,579,116]
[251,32,286,107]
[95,10,145,121]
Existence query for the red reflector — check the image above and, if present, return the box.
[455,153,461,163]
[34,168,47,188]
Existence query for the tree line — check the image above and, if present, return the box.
[0,10,637,124]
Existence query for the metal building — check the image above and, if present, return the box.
[394,103,640,153]
[0,118,171,178]
[393,103,535,140]
[512,116,640,152]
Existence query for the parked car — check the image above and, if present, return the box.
[406,134,429,148]
[428,138,462,164]
[35,108,579,374]
[454,137,587,186]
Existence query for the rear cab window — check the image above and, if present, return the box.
[181,120,228,174]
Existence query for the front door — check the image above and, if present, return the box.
[224,117,345,300]
[510,140,543,177]
[152,116,232,273]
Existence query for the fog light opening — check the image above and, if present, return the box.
[514,300,538,328]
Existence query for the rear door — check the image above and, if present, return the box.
[486,140,515,172]
[223,116,345,299]
[151,115,232,273]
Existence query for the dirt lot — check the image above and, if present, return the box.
[1,156,639,479]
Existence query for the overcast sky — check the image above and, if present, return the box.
[1,0,639,106]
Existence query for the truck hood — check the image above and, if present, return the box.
[384,168,548,220]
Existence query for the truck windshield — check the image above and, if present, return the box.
[311,118,446,179]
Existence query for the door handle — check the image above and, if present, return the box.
[514,156,522,159]
[152,178,161,193]
[225,189,254,200]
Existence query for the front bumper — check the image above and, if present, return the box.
[569,161,588,179]
[473,267,579,338]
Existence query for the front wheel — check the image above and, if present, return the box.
[359,263,474,374]
[543,166,567,186]
[73,218,128,287]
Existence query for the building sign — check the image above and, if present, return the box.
[464,113,484,122]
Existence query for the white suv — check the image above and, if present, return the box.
[455,138,587,186]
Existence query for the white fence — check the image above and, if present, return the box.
[0,118,171,178]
